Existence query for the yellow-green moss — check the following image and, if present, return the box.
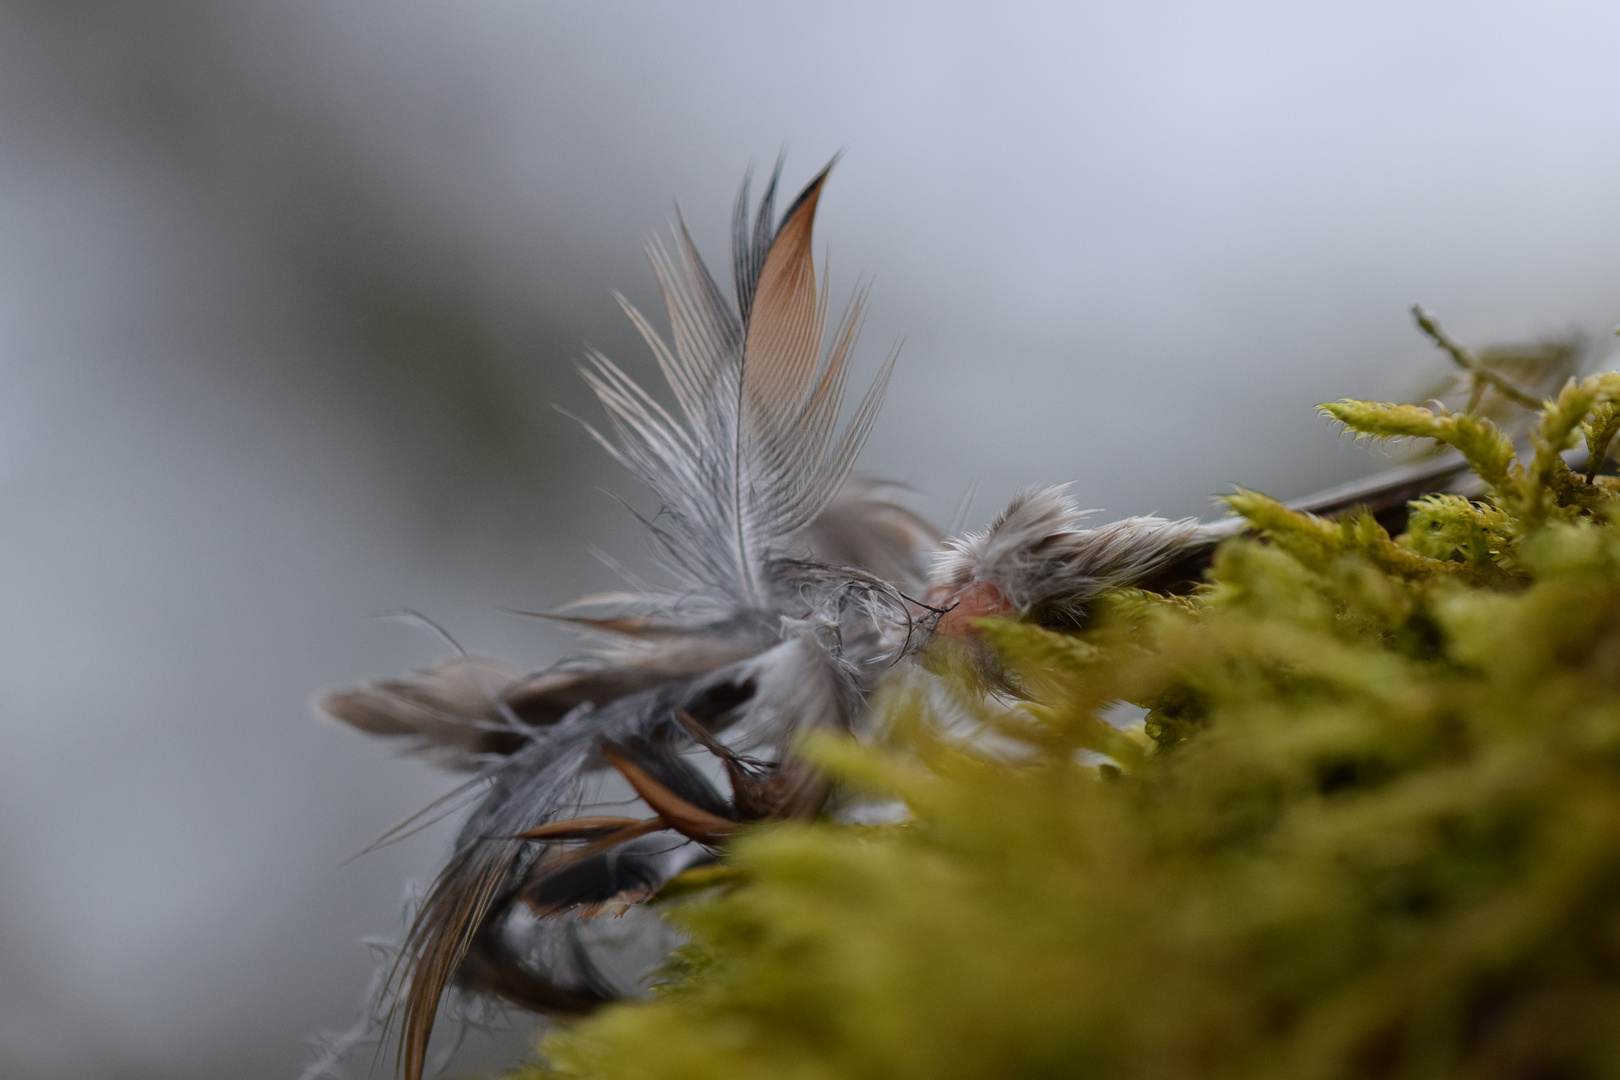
[512,377,1620,1080]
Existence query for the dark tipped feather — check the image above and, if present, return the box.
[577,159,895,608]
[520,835,692,919]
[317,656,527,769]
[503,665,674,726]
[601,741,739,845]
[603,736,737,819]
[934,486,1203,629]
[743,165,830,435]
[732,159,781,323]
[318,657,704,770]
[458,917,613,1015]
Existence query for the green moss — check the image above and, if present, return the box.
[510,378,1620,1080]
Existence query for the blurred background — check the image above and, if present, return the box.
[2,1,1619,1076]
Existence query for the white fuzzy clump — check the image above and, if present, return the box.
[932,485,1205,624]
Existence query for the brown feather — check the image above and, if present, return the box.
[508,816,655,842]
[754,758,832,820]
[319,656,686,766]
[743,165,831,428]
[672,708,818,822]
[518,818,673,917]
[396,845,517,1080]
[317,656,526,767]
[601,742,739,844]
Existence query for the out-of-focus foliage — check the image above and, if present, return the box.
[1409,306,1584,431]
[511,374,1620,1080]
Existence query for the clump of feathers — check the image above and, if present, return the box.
[313,162,1561,1080]
[929,485,1206,630]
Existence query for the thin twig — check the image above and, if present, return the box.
[1412,304,1542,410]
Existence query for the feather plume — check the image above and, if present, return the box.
[577,159,894,607]
[316,656,527,770]
[932,485,1204,631]
[318,163,909,1080]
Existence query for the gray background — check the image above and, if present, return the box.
[2,2,1618,1076]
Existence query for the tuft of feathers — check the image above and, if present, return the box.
[576,159,894,608]
[314,162,1481,1080]
[319,161,924,1080]
[930,485,1206,632]
[318,656,528,771]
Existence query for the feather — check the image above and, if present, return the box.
[518,835,686,919]
[318,656,705,769]
[602,735,738,821]
[932,485,1204,631]
[802,479,943,591]
[316,656,528,769]
[323,164,1064,1080]
[577,159,895,608]
[382,631,859,1076]
[600,740,740,845]
[457,915,615,1014]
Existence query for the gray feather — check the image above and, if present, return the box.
[577,161,894,609]
[316,656,527,770]
[802,479,944,592]
[933,485,1203,627]
[323,165,923,1080]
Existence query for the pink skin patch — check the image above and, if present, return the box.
[933,581,1012,639]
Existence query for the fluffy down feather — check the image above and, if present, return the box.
[931,485,1206,632]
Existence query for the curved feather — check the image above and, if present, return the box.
[579,161,895,608]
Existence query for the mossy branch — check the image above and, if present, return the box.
[1318,400,1519,492]
[1413,304,1543,410]
[1583,401,1620,482]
